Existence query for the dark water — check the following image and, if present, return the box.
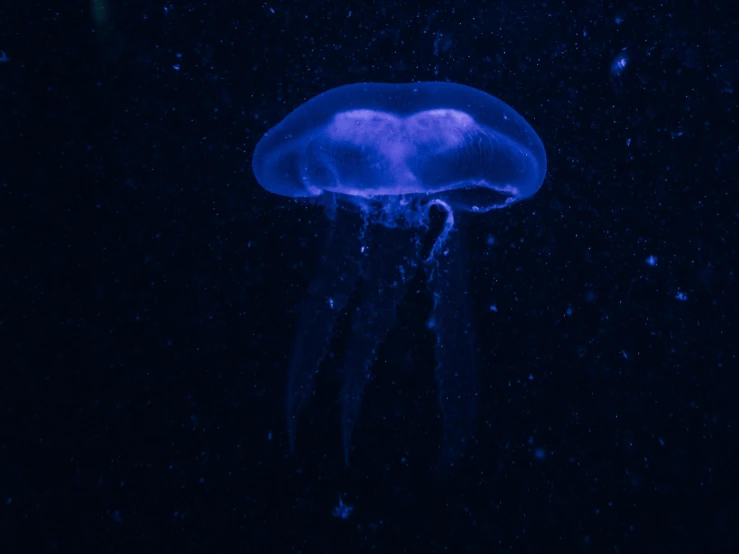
[1,1,737,552]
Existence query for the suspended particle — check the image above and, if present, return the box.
[611,51,628,77]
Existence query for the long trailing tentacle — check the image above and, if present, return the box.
[425,201,477,467]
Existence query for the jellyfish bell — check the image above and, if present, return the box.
[253,82,545,206]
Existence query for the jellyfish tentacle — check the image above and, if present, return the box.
[286,213,361,453]
[339,225,419,464]
[425,203,477,466]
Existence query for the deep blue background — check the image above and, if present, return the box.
[2,1,737,552]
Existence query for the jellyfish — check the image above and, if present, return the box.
[252,82,546,465]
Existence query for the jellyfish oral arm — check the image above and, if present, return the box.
[338,223,418,464]
[285,215,360,453]
[286,208,419,462]
[424,204,477,461]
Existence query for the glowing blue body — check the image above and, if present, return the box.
[253,82,546,465]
